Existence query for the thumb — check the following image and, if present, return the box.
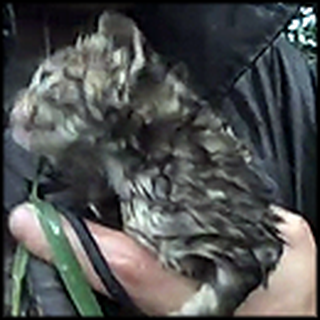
[8,203,199,315]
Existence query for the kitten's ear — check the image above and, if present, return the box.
[97,11,140,46]
[98,11,146,75]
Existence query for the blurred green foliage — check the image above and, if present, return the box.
[285,4,317,64]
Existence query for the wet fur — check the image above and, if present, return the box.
[10,12,284,315]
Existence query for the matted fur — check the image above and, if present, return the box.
[10,12,284,315]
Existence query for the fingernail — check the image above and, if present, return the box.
[8,203,37,241]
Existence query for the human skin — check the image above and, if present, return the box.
[8,204,316,316]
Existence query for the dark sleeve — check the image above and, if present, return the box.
[3,129,38,213]
[128,4,299,99]
[221,36,317,236]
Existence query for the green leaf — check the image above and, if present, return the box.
[29,168,104,316]
[11,244,29,316]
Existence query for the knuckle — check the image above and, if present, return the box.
[109,251,145,287]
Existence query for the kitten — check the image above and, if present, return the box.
[10,11,284,315]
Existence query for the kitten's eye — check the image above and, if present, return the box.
[40,71,53,82]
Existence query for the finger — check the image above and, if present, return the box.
[8,203,199,315]
[235,206,317,316]
[271,205,316,247]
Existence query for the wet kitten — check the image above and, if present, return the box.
[10,11,284,315]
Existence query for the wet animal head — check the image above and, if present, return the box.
[10,12,171,161]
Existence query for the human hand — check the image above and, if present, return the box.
[8,204,316,316]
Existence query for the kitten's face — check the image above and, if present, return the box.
[11,49,89,156]
[10,11,189,164]
[10,12,145,160]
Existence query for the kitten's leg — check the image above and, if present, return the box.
[169,283,219,316]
